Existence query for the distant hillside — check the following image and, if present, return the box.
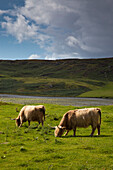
[0,58,113,98]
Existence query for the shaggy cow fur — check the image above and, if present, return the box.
[55,108,101,137]
[16,105,45,127]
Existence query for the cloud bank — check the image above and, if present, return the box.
[28,54,41,60]
[1,0,113,60]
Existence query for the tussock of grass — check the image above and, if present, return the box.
[20,146,27,152]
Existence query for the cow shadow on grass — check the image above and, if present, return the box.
[61,134,112,138]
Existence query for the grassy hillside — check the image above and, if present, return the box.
[0,58,113,97]
[0,102,113,169]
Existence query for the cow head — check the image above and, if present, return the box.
[54,126,66,137]
[16,116,20,127]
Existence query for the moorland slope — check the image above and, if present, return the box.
[0,58,113,98]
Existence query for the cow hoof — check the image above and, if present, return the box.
[96,133,100,136]
[89,134,93,137]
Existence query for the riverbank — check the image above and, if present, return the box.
[0,94,113,106]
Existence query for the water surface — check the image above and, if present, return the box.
[0,94,113,106]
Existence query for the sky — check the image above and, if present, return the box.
[0,0,113,60]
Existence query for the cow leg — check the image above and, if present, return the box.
[19,117,23,127]
[19,122,23,127]
[97,125,100,135]
[64,130,69,136]
[90,127,96,137]
[28,120,30,126]
[73,128,76,137]
[41,120,44,126]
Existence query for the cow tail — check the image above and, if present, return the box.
[43,109,45,121]
[97,108,101,125]
[43,107,45,121]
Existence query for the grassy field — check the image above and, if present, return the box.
[0,58,113,98]
[79,81,113,98]
[0,101,113,169]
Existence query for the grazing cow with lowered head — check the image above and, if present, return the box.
[54,108,101,137]
[16,105,45,127]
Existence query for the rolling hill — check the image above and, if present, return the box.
[0,58,113,98]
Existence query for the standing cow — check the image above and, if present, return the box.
[54,108,101,137]
[16,105,45,127]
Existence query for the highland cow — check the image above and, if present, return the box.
[54,108,101,137]
[16,105,45,127]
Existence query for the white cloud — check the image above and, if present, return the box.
[21,0,76,25]
[66,36,79,47]
[45,54,56,60]
[45,52,79,60]
[28,54,41,60]
[2,14,38,43]
[0,0,81,58]
[1,0,113,59]
[0,10,9,15]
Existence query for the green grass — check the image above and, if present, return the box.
[0,102,113,169]
[79,81,113,98]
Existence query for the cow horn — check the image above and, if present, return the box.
[58,125,62,129]
[11,118,16,120]
[7,117,16,120]
[58,126,66,129]
[48,124,57,129]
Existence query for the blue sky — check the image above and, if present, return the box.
[0,0,113,60]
